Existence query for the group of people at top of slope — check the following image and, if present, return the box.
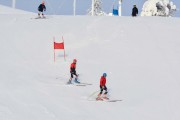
[37,2,139,17]
[69,59,108,100]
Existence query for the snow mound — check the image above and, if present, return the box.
[141,0,176,16]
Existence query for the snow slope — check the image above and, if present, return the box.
[0,5,33,14]
[0,5,180,120]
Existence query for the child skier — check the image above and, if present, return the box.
[38,1,46,18]
[96,73,109,100]
[68,59,80,84]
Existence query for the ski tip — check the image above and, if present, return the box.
[96,97,104,101]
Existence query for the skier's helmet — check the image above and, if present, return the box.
[73,59,77,63]
[103,73,107,77]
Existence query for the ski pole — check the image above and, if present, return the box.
[87,90,100,100]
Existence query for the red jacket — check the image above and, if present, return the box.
[70,63,76,72]
[100,76,106,86]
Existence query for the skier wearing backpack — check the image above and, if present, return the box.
[38,1,46,18]
[96,73,109,100]
[68,59,79,84]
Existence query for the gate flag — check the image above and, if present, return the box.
[53,36,66,62]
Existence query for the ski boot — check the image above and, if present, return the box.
[37,13,41,18]
[96,93,103,101]
[102,93,109,100]
[67,80,72,84]
[42,14,46,19]
[74,78,80,83]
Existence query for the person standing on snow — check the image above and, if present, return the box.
[96,73,109,100]
[132,4,138,17]
[68,59,79,84]
[38,1,46,18]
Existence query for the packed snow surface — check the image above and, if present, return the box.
[0,5,180,120]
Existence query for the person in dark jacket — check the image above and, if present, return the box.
[132,5,138,17]
[38,1,46,18]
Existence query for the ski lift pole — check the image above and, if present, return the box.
[119,0,122,16]
[73,0,76,16]
[12,0,16,9]
[91,0,94,16]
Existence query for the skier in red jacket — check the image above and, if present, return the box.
[68,59,79,84]
[97,73,108,100]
